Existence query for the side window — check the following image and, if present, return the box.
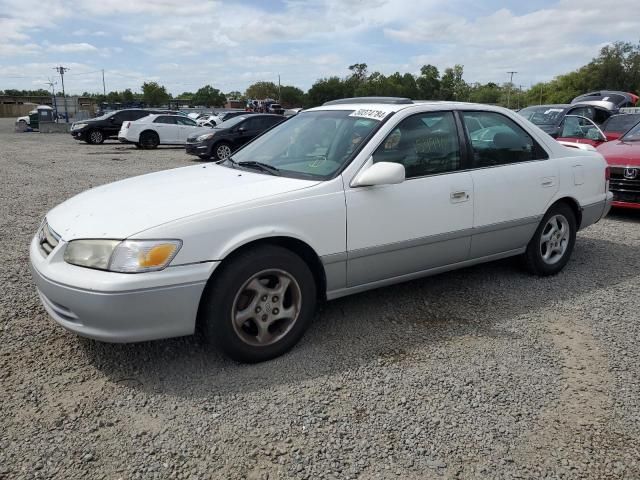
[154,116,177,124]
[243,117,263,130]
[176,117,197,126]
[129,111,149,121]
[568,106,594,120]
[462,111,548,168]
[111,112,124,123]
[372,111,461,178]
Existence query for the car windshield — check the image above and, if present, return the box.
[217,116,248,129]
[228,110,382,179]
[621,121,640,141]
[518,106,566,125]
[604,114,640,133]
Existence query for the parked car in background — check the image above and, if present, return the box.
[571,91,638,109]
[600,113,640,141]
[218,110,256,122]
[596,121,640,209]
[518,103,615,136]
[196,115,222,127]
[186,114,284,160]
[71,109,172,144]
[118,114,203,149]
[554,115,608,147]
[268,103,285,115]
[31,97,611,363]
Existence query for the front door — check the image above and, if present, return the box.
[556,115,607,147]
[345,111,474,287]
[459,110,559,258]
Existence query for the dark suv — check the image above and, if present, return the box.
[70,109,172,144]
[186,114,284,161]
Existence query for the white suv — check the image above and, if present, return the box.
[30,97,612,362]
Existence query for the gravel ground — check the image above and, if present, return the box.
[1,118,639,479]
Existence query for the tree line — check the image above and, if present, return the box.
[2,41,639,109]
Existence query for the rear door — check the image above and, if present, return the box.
[152,116,179,143]
[460,110,558,258]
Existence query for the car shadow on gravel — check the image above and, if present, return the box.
[79,234,639,398]
[607,208,640,223]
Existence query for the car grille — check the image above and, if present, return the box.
[38,222,60,257]
[610,167,640,204]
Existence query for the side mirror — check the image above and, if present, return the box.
[352,161,405,187]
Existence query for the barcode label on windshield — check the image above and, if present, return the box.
[349,109,387,120]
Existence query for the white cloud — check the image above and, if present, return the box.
[47,42,98,53]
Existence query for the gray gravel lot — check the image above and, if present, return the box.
[1,117,639,479]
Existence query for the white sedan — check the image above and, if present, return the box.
[196,114,222,127]
[31,98,612,362]
[118,114,204,148]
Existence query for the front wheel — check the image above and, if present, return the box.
[522,203,576,276]
[213,142,232,162]
[88,129,104,144]
[200,245,316,363]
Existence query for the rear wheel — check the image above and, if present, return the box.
[523,203,576,276]
[140,131,159,149]
[88,129,104,144]
[200,245,316,363]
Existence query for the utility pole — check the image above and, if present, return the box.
[517,84,523,110]
[54,65,70,122]
[45,77,58,119]
[102,69,106,96]
[506,71,517,109]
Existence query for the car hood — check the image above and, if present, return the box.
[188,127,218,138]
[596,140,640,166]
[46,164,319,240]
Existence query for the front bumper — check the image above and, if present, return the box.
[70,129,88,141]
[185,142,211,156]
[29,234,217,343]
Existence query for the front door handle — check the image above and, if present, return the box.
[450,191,470,203]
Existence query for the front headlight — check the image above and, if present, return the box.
[196,132,215,142]
[64,239,182,273]
[72,123,88,131]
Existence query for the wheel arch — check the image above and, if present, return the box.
[196,235,328,328]
[140,128,159,139]
[549,196,582,229]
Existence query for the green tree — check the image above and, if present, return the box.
[122,88,135,104]
[191,85,226,107]
[245,81,279,100]
[279,85,305,107]
[416,65,441,100]
[225,90,245,100]
[141,81,171,107]
[306,76,348,107]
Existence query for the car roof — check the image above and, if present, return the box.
[306,99,522,115]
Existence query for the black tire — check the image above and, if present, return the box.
[213,141,233,161]
[140,131,159,149]
[88,129,104,144]
[199,245,316,363]
[522,202,576,276]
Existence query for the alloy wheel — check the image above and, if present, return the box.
[539,214,570,265]
[231,269,302,347]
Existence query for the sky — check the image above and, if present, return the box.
[1,0,639,96]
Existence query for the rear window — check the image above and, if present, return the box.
[518,106,566,125]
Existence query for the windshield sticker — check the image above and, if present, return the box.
[544,108,564,114]
[349,109,387,120]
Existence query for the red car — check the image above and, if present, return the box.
[555,115,608,147]
[597,121,640,209]
[600,113,640,141]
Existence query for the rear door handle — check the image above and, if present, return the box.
[541,177,556,187]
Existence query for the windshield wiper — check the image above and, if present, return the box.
[237,161,281,176]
